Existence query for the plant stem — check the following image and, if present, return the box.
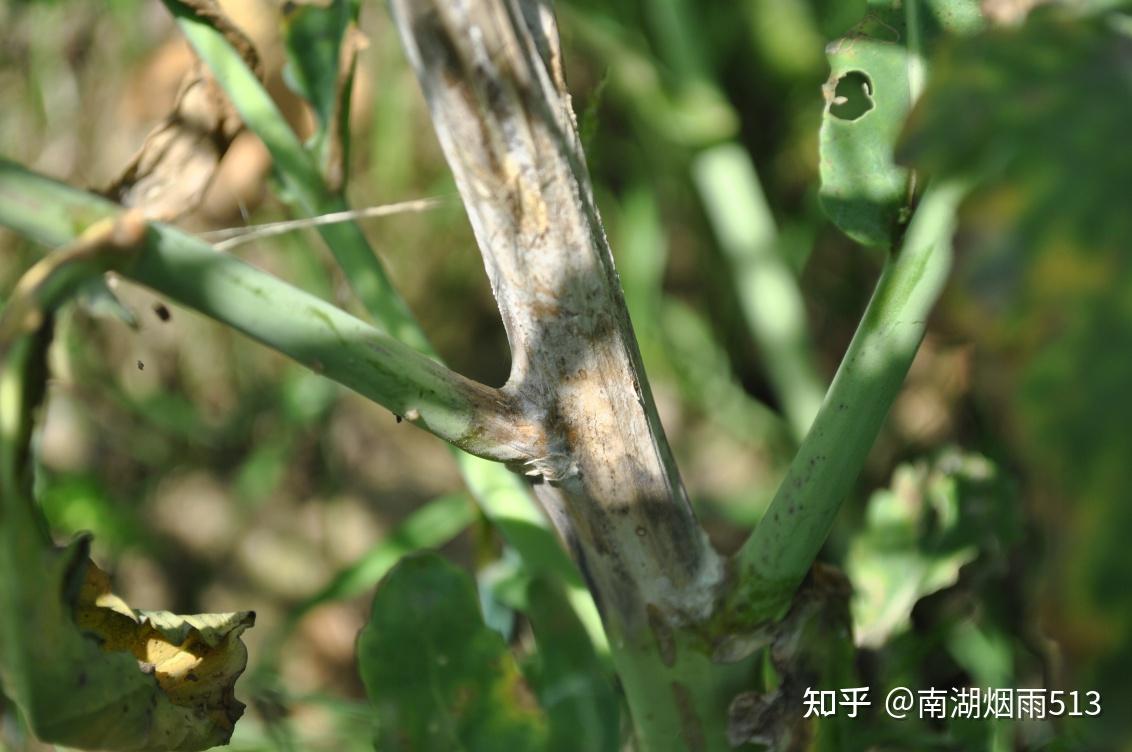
[392,2,738,748]
[728,179,965,622]
[0,160,537,464]
[693,145,826,439]
[166,2,607,651]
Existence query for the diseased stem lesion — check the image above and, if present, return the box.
[0,1,965,748]
[391,2,733,749]
[391,0,723,619]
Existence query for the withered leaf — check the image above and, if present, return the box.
[104,0,264,220]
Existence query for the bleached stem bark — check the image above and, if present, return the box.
[390,2,736,749]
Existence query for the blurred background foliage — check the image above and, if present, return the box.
[1,0,1129,749]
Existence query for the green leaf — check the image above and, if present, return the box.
[899,5,1132,251]
[281,0,364,189]
[898,9,1132,729]
[524,580,619,752]
[819,0,986,247]
[846,449,1016,647]
[357,553,549,752]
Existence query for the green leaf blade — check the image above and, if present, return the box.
[819,35,913,248]
[357,553,549,752]
[819,0,987,247]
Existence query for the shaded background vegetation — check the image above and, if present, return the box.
[1,0,1129,749]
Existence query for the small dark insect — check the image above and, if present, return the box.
[137,361,144,370]
[153,302,171,322]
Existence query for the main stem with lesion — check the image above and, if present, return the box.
[391,1,740,749]
[0,0,967,747]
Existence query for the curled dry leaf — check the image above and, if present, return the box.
[726,564,854,752]
[323,23,368,192]
[0,528,255,752]
[75,560,256,744]
[103,0,263,220]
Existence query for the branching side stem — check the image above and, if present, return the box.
[0,161,538,465]
[729,179,965,623]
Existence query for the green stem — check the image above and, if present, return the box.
[729,179,965,621]
[692,144,826,439]
[0,161,532,464]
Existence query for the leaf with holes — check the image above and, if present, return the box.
[357,552,549,752]
[819,0,986,248]
[820,35,912,248]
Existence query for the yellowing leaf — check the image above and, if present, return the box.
[0,195,255,751]
[73,560,256,740]
[0,528,255,752]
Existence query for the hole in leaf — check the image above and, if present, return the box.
[830,71,874,121]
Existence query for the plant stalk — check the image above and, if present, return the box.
[391,1,742,748]
[0,161,538,465]
[729,179,965,624]
[165,4,607,651]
